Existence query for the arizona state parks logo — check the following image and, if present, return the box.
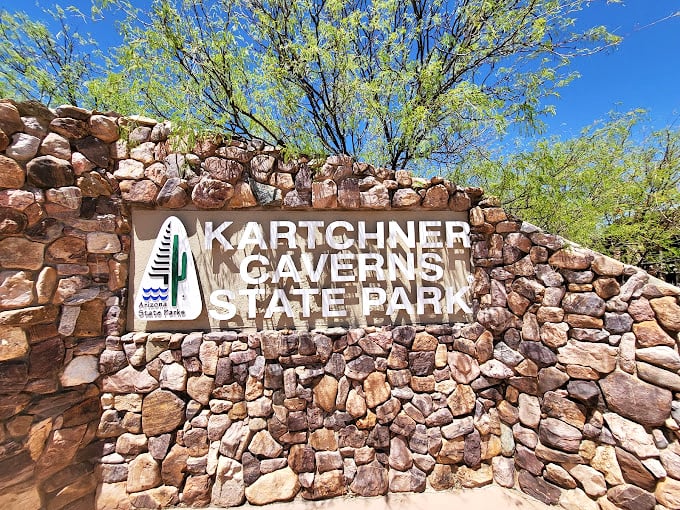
[134,216,202,320]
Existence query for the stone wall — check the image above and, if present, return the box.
[0,99,679,510]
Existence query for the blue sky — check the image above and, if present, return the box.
[542,0,680,137]
[3,0,680,140]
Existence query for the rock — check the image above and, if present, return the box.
[45,186,81,211]
[392,326,416,347]
[655,476,680,508]
[0,326,28,361]
[518,341,557,368]
[211,457,244,507]
[437,437,465,464]
[122,179,159,204]
[182,475,212,507]
[288,444,315,473]
[0,304,58,327]
[94,481,132,510]
[364,372,390,408]
[518,394,541,428]
[422,184,448,208]
[6,133,40,161]
[360,184,390,209]
[142,389,185,436]
[78,171,113,197]
[591,254,624,276]
[345,355,375,380]
[557,340,617,374]
[392,188,421,208]
[156,178,189,209]
[309,428,338,451]
[603,413,658,458]
[539,417,582,453]
[229,180,258,208]
[518,470,561,505]
[544,463,576,489]
[636,361,680,391]
[314,375,338,412]
[569,464,606,497]
[349,461,387,496]
[87,232,121,254]
[115,159,144,180]
[116,433,148,456]
[515,444,543,475]
[27,155,74,188]
[559,488,599,510]
[538,366,569,393]
[477,307,517,335]
[158,362,186,392]
[566,380,600,407]
[590,445,624,485]
[249,430,283,458]
[315,451,342,473]
[0,155,25,188]
[448,351,480,383]
[562,292,605,316]
[632,320,676,347]
[0,237,44,270]
[660,448,680,479]
[301,469,345,500]
[615,447,656,491]
[161,444,189,486]
[389,436,412,471]
[250,181,281,206]
[607,484,656,510]
[0,102,23,135]
[650,296,680,332]
[541,391,585,428]
[0,480,42,508]
[548,247,593,269]
[126,453,161,493]
[636,346,680,371]
[492,456,515,488]
[245,467,299,504]
[594,278,621,299]
[75,136,109,166]
[204,157,244,182]
[311,180,337,208]
[388,466,426,492]
[599,370,671,427]
[191,178,234,209]
[446,384,475,416]
[428,464,457,490]
[60,355,99,386]
[89,115,119,142]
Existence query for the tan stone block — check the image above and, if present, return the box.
[0,326,28,361]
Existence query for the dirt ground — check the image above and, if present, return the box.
[194,486,553,510]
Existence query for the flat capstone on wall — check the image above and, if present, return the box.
[0,99,679,510]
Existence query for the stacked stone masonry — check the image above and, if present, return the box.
[0,98,679,510]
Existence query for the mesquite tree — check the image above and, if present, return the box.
[1,0,620,170]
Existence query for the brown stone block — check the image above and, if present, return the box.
[312,180,337,208]
[73,299,105,337]
[0,238,45,270]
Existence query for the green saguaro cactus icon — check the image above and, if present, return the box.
[171,234,187,306]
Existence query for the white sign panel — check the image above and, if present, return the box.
[130,210,472,331]
[133,216,202,320]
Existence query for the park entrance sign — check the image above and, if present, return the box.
[130,210,473,330]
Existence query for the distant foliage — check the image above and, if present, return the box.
[0,6,100,106]
[453,111,680,282]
